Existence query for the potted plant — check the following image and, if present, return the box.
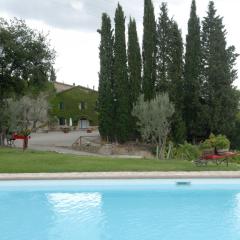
[61,127,70,133]
[214,135,230,155]
[86,128,92,133]
[200,139,214,155]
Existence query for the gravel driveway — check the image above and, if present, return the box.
[14,130,100,156]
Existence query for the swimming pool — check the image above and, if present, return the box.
[1,179,240,240]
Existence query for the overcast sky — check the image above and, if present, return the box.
[0,0,239,89]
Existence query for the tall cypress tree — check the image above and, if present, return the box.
[201,1,239,136]
[183,0,202,142]
[128,18,141,105]
[168,21,185,143]
[128,18,142,138]
[50,67,57,82]
[168,21,184,106]
[156,3,184,106]
[142,0,156,100]
[156,3,171,93]
[113,4,129,143]
[98,13,115,141]
[156,3,185,143]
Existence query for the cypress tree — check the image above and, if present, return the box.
[113,4,129,143]
[50,67,57,82]
[156,3,185,143]
[98,13,115,142]
[183,0,202,142]
[128,18,142,138]
[201,1,239,136]
[168,21,184,107]
[156,3,184,106]
[142,0,156,100]
[168,21,185,143]
[156,3,171,93]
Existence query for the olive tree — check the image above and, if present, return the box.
[0,18,55,145]
[7,94,49,134]
[132,93,174,159]
[0,102,9,145]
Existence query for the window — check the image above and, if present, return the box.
[59,102,64,110]
[59,117,65,126]
[79,101,86,111]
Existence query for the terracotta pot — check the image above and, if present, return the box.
[216,149,229,155]
[86,129,92,133]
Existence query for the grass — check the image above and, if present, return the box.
[0,147,240,173]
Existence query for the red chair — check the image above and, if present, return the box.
[195,151,237,166]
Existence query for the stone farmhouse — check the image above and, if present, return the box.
[50,82,98,129]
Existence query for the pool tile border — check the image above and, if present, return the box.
[1,172,240,180]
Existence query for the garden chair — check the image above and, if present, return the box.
[195,150,237,167]
[6,133,16,147]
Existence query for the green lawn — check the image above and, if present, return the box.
[0,147,239,173]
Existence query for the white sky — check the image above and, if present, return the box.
[0,0,239,89]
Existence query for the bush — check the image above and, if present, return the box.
[214,135,230,150]
[174,142,201,161]
[229,155,240,163]
[200,139,213,150]
[200,134,230,150]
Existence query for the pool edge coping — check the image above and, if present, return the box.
[2,171,240,180]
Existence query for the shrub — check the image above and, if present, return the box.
[174,142,201,161]
[229,155,240,163]
[209,133,216,147]
[200,139,213,150]
[200,134,230,150]
[214,135,230,150]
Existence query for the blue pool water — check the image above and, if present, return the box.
[1,179,240,240]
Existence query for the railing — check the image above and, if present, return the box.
[72,135,100,147]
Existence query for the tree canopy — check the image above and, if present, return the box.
[98,13,115,142]
[142,0,156,100]
[183,0,202,142]
[98,0,239,147]
[128,18,142,139]
[0,18,56,100]
[133,93,174,159]
[201,1,239,137]
[0,18,56,145]
[113,4,130,143]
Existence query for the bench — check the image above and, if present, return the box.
[195,151,237,167]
